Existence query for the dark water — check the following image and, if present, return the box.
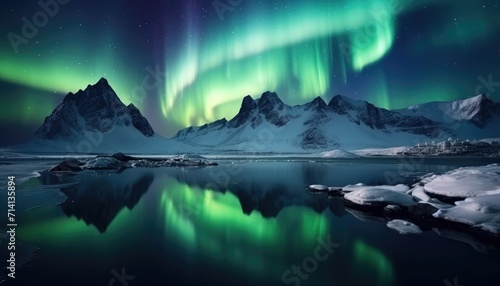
[2,157,500,286]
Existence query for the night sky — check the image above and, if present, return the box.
[1,0,499,146]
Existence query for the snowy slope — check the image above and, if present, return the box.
[13,80,500,154]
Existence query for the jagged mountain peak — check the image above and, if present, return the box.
[260,91,280,100]
[329,94,366,106]
[239,95,258,113]
[97,77,109,86]
[35,78,155,141]
[304,96,328,111]
[311,96,327,106]
[257,91,284,108]
[466,93,488,102]
[328,94,372,116]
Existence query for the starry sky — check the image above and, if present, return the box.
[1,0,499,145]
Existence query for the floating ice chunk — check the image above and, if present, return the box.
[387,219,422,234]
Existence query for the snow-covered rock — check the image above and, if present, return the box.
[343,184,410,194]
[344,187,415,207]
[82,157,122,169]
[49,153,218,172]
[387,219,422,234]
[433,194,500,234]
[308,184,329,192]
[384,204,403,214]
[410,186,432,202]
[424,164,500,197]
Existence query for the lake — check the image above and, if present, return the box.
[1,157,500,286]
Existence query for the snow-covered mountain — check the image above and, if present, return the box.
[397,94,500,139]
[20,78,188,154]
[16,78,500,154]
[35,78,154,140]
[173,92,453,152]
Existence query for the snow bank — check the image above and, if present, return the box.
[424,164,500,197]
[387,219,422,234]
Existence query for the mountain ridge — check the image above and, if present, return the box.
[173,92,500,151]
[397,93,500,128]
[15,78,500,153]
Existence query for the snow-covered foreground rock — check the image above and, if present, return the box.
[310,164,500,236]
[433,194,500,234]
[422,164,500,234]
[423,164,500,197]
[344,187,415,207]
[343,184,410,194]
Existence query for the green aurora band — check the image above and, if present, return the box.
[1,0,497,137]
[162,0,403,127]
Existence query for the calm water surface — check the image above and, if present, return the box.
[1,157,500,286]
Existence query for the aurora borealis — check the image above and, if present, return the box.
[1,0,499,145]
